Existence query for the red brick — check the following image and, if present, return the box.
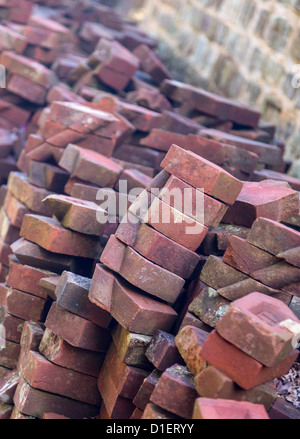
[45,302,111,353]
[150,364,198,418]
[0,24,27,53]
[48,99,120,135]
[200,255,247,290]
[0,50,57,89]
[115,100,162,133]
[160,144,243,205]
[127,88,171,112]
[160,79,260,128]
[133,369,161,411]
[174,325,209,376]
[19,350,101,406]
[142,403,179,419]
[89,264,115,313]
[133,44,172,85]
[111,324,151,369]
[200,330,298,390]
[10,238,77,274]
[6,262,56,299]
[7,172,52,216]
[20,214,103,259]
[247,218,300,256]
[97,366,135,419]
[103,343,149,400]
[110,273,178,335]
[0,311,24,343]
[59,143,122,188]
[43,194,117,237]
[130,191,208,251]
[28,161,69,193]
[278,247,300,268]
[0,340,20,369]
[217,277,288,303]
[0,369,19,405]
[55,271,112,328]
[7,74,47,105]
[116,212,200,279]
[194,367,277,410]
[193,397,269,419]
[251,262,300,290]
[100,235,185,304]
[222,180,299,227]
[223,235,278,275]
[3,190,29,228]
[201,128,282,167]
[39,328,104,378]
[216,292,300,366]
[0,287,47,321]
[14,377,99,419]
[145,330,183,371]
[156,173,228,227]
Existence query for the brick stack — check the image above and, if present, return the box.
[0,0,298,420]
[90,144,244,418]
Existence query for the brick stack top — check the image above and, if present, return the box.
[0,0,299,421]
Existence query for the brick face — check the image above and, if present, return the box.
[118,0,300,164]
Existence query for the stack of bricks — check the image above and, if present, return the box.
[90,143,245,418]
[187,216,300,333]
[0,0,34,25]
[0,0,298,420]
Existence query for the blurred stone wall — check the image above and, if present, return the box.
[116,0,300,170]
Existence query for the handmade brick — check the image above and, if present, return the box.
[116,212,200,279]
[59,143,123,188]
[150,364,198,419]
[45,302,111,353]
[145,330,183,371]
[100,235,185,304]
[55,271,112,328]
[216,292,300,367]
[193,397,269,419]
[133,370,161,411]
[39,328,104,378]
[160,144,243,205]
[6,262,56,299]
[19,349,101,406]
[174,325,209,376]
[110,275,178,335]
[222,180,299,227]
[223,235,278,275]
[200,330,298,390]
[20,214,103,259]
[246,217,300,255]
[0,287,47,321]
[14,377,99,419]
[111,324,152,369]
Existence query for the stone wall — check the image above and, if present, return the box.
[117,0,300,169]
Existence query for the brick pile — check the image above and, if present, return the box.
[0,0,299,420]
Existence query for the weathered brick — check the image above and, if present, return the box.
[175,325,209,376]
[20,214,103,259]
[14,377,99,419]
[160,144,243,204]
[188,287,230,328]
[115,212,200,279]
[133,370,161,411]
[216,292,300,366]
[101,235,185,303]
[19,349,101,406]
[193,397,269,419]
[45,302,111,353]
[145,330,183,371]
[55,271,111,328]
[200,330,298,390]
[150,364,198,418]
